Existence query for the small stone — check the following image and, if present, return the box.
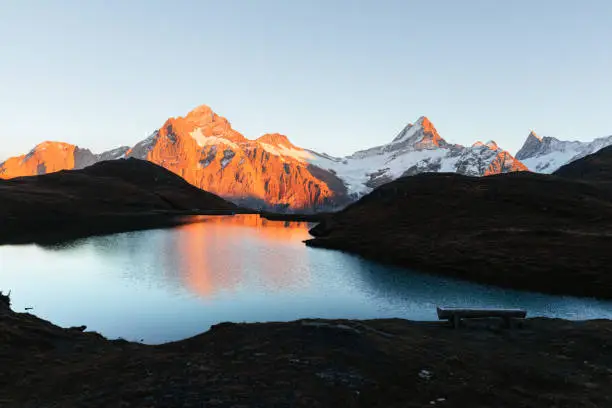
[419,369,433,380]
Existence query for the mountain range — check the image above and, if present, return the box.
[516,131,612,173]
[2,105,611,209]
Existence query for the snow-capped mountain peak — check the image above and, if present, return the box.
[515,131,544,160]
[309,116,526,197]
[471,140,499,150]
[516,130,612,173]
[390,116,446,150]
[529,130,542,141]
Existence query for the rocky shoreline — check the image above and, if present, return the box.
[1,293,611,407]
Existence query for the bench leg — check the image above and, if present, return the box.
[503,317,512,329]
[453,315,461,329]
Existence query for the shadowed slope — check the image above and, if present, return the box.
[307,171,612,298]
[554,145,612,187]
[0,158,237,243]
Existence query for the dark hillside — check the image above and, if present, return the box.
[307,170,612,298]
[553,145,612,187]
[0,158,237,243]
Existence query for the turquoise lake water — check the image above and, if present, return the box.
[1,214,611,344]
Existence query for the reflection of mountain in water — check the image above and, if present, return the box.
[175,215,312,297]
[44,215,314,298]
[180,214,312,241]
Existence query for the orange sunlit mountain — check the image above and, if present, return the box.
[0,105,528,209]
[129,105,336,209]
[0,142,78,178]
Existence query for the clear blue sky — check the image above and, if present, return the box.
[1,0,611,159]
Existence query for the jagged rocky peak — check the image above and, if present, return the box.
[516,129,612,173]
[529,130,542,141]
[485,140,499,150]
[391,116,447,150]
[471,140,498,150]
[162,104,248,145]
[516,131,545,160]
[184,104,216,123]
[417,116,436,133]
[183,104,237,134]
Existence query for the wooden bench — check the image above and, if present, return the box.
[437,307,527,328]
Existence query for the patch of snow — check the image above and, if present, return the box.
[521,149,582,173]
[310,145,455,196]
[190,128,240,149]
[390,122,418,144]
[259,142,313,162]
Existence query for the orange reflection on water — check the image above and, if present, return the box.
[181,214,312,241]
[174,214,312,297]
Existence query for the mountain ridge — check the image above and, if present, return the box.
[516,130,612,173]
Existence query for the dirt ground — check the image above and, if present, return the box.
[1,296,611,408]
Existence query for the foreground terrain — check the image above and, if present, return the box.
[0,295,610,407]
[0,158,238,244]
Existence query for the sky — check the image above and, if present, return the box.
[1,0,611,160]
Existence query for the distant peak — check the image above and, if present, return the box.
[188,104,213,115]
[35,141,75,148]
[528,130,542,142]
[471,140,498,150]
[485,140,499,150]
[26,141,77,156]
[391,116,446,149]
[415,116,435,132]
[185,104,215,121]
[415,116,429,124]
[515,130,545,160]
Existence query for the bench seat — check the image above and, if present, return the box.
[437,307,527,328]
